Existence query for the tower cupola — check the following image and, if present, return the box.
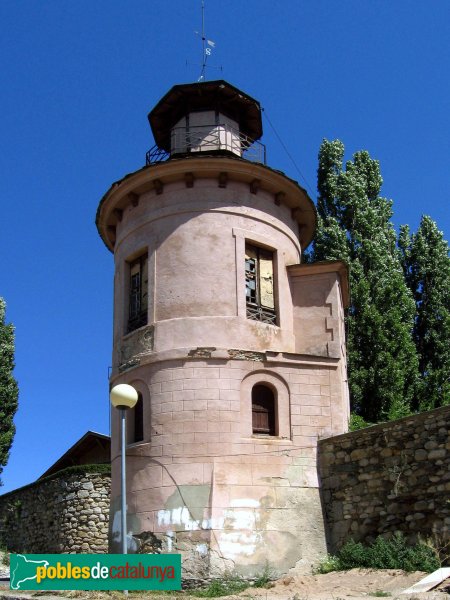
[148,80,264,162]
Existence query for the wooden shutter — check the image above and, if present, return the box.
[259,249,274,309]
[252,385,276,435]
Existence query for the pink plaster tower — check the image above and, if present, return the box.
[96,80,350,579]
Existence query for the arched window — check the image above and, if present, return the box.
[134,393,144,442]
[129,392,144,443]
[241,372,289,440]
[252,384,276,436]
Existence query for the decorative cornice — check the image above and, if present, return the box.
[96,156,316,252]
[110,345,339,380]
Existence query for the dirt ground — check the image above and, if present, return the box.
[1,569,449,600]
[238,568,450,600]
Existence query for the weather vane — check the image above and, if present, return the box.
[193,0,221,81]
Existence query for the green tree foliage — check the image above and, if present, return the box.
[309,140,418,422]
[399,216,450,409]
[0,298,19,484]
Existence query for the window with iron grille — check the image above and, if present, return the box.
[245,244,276,324]
[128,254,148,333]
[252,384,276,436]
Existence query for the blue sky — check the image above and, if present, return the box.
[1,0,449,493]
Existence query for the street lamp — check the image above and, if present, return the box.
[110,383,138,556]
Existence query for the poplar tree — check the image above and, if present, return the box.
[310,140,418,423]
[0,297,19,483]
[399,216,450,410]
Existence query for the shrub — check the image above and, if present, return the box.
[337,538,370,569]
[315,554,341,574]
[252,563,273,587]
[192,564,276,596]
[317,533,440,573]
[0,547,9,566]
[349,413,373,431]
[193,574,248,597]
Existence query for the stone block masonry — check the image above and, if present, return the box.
[112,355,348,577]
[318,405,450,552]
[0,466,110,553]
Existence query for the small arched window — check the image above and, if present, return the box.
[252,384,276,436]
[131,393,144,443]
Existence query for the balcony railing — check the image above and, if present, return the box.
[146,123,266,166]
[146,146,169,164]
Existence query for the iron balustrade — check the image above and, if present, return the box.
[145,145,169,164]
[146,123,266,165]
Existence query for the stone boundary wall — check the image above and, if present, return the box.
[0,466,110,553]
[318,405,450,552]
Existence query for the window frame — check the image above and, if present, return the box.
[252,383,277,436]
[240,371,291,441]
[245,243,277,325]
[233,227,292,329]
[132,392,144,443]
[125,381,149,447]
[127,253,148,334]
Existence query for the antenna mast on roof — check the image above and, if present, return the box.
[196,0,216,81]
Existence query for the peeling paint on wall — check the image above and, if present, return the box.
[227,349,265,361]
[223,508,257,530]
[187,347,216,358]
[230,499,260,508]
[218,531,260,557]
[196,543,208,556]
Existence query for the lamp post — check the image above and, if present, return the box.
[110,384,138,556]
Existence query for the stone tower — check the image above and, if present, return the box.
[96,80,350,579]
